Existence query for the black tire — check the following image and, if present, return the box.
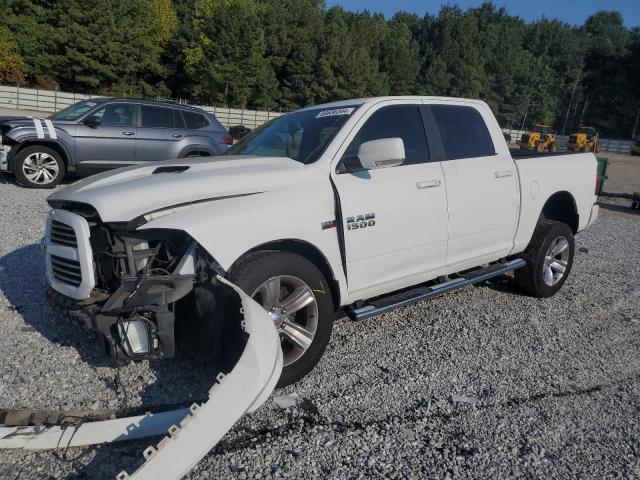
[229,251,334,387]
[515,220,575,298]
[547,142,558,153]
[14,145,65,189]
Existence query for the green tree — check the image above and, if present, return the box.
[0,26,25,84]
[380,17,420,95]
[186,0,277,108]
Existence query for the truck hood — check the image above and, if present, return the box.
[48,156,317,222]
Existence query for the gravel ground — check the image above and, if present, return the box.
[0,157,639,479]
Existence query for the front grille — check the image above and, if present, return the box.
[50,254,82,287]
[50,220,78,247]
[45,210,96,300]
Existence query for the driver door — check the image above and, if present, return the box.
[331,102,449,299]
[75,102,138,173]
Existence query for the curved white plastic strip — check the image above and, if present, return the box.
[120,276,282,479]
[0,277,283,480]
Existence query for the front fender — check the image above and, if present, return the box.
[137,183,347,301]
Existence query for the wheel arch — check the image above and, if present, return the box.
[10,140,72,172]
[540,191,579,233]
[231,239,341,310]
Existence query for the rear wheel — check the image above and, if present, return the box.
[14,146,65,188]
[515,220,575,298]
[229,251,334,387]
[547,142,558,152]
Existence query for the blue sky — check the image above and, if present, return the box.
[326,0,640,27]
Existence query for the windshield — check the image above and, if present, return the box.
[49,100,99,121]
[225,106,359,164]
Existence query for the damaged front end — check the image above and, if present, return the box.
[43,203,220,361]
[1,203,283,479]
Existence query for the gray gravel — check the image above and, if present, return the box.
[0,173,639,480]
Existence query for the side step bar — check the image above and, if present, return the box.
[348,258,526,321]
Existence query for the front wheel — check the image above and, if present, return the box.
[14,146,65,188]
[229,251,334,387]
[515,220,575,298]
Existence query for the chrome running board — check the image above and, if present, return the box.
[348,259,526,321]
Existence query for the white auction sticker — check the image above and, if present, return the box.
[315,108,355,118]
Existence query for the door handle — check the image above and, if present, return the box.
[416,179,441,189]
[494,170,514,178]
[122,131,135,136]
[172,134,183,139]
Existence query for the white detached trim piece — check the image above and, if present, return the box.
[0,277,283,480]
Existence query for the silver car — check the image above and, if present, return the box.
[0,98,232,188]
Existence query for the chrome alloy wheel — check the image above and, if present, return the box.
[252,275,318,367]
[543,235,570,286]
[22,152,59,185]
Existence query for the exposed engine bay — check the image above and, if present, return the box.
[44,201,232,364]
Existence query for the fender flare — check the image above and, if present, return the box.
[8,138,74,172]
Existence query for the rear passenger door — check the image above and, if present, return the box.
[421,103,519,267]
[136,105,186,161]
[331,102,449,298]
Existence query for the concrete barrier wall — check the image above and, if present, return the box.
[0,85,281,129]
[0,85,633,151]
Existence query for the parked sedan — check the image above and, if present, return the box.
[0,98,232,188]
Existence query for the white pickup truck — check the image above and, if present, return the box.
[44,96,599,387]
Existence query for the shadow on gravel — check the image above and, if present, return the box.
[598,202,639,215]
[0,244,221,478]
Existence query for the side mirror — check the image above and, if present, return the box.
[83,115,101,128]
[357,137,405,170]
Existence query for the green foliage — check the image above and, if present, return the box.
[186,0,277,108]
[0,26,26,84]
[1,1,638,137]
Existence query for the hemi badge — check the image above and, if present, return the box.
[321,220,336,230]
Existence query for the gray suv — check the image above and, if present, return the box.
[0,98,232,188]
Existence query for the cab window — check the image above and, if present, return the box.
[341,105,429,167]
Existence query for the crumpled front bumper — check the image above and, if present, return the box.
[1,277,283,480]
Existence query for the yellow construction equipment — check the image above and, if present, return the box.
[567,126,600,152]
[518,124,558,152]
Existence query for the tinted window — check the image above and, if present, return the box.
[427,105,495,160]
[182,111,208,129]
[91,103,135,127]
[174,110,186,129]
[341,105,429,167]
[141,105,174,128]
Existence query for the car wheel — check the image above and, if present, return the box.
[229,251,334,387]
[515,220,575,298]
[14,146,65,189]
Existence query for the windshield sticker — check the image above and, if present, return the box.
[315,107,354,119]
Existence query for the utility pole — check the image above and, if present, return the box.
[520,92,532,133]
[562,71,580,135]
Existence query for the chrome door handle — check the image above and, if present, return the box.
[494,170,514,178]
[416,179,441,189]
[172,134,183,139]
[122,131,135,136]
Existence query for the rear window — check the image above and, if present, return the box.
[141,105,174,128]
[182,111,209,129]
[426,105,495,160]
